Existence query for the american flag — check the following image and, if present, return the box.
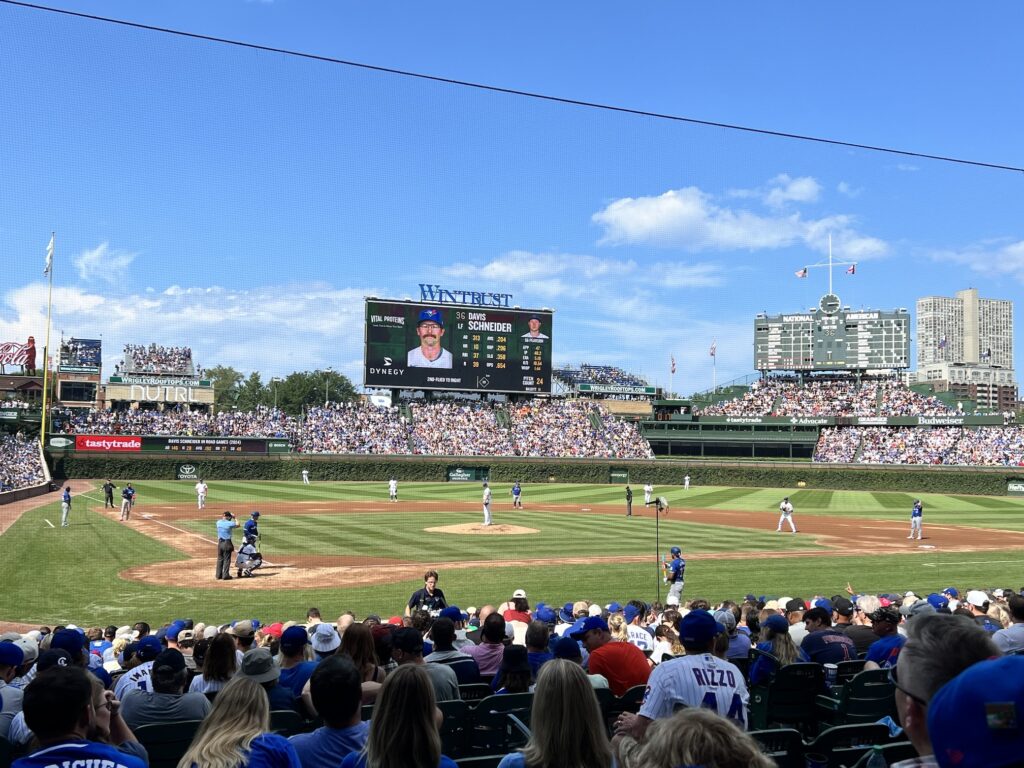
[709,340,717,358]
[670,355,676,374]
[846,264,856,275]
[795,268,808,278]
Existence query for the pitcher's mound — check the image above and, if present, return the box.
[425,523,539,535]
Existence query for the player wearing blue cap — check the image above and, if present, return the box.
[663,547,686,605]
[407,309,452,368]
[908,499,923,540]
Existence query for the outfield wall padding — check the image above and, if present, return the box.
[46,452,1024,496]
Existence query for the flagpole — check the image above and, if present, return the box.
[40,233,54,448]
[828,233,833,296]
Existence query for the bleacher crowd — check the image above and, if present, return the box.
[1,582,1021,767]
[0,433,45,493]
[121,344,196,376]
[814,426,1024,466]
[699,378,956,418]
[554,365,649,389]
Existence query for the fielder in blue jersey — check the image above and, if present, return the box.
[510,481,523,509]
[908,499,923,540]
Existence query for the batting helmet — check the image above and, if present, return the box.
[670,546,681,555]
[250,511,260,518]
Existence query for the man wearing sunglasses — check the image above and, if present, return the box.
[889,613,997,766]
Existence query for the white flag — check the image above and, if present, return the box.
[44,234,54,275]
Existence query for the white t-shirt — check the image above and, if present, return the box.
[639,653,749,729]
[407,347,453,368]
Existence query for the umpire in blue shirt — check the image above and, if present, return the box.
[216,511,239,580]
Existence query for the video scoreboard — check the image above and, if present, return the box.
[363,299,553,394]
[754,294,909,372]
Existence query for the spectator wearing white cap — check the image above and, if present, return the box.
[965,590,1001,633]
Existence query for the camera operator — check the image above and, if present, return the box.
[215,511,239,581]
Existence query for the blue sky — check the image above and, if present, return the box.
[2,1,1023,395]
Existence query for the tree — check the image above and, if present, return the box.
[206,365,244,413]
[235,372,267,412]
[276,369,357,414]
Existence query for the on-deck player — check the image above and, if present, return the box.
[482,482,492,526]
[663,546,685,605]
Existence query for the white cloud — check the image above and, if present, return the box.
[896,163,920,172]
[931,239,1024,283]
[837,181,863,198]
[74,242,138,283]
[764,174,821,208]
[592,183,888,260]
[655,262,725,288]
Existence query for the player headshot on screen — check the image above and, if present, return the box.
[408,308,453,368]
[522,314,549,341]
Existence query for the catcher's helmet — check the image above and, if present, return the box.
[670,546,681,555]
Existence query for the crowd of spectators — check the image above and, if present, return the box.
[121,343,196,376]
[0,432,46,491]
[815,426,1024,466]
[47,399,653,460]
[554,364,649,388]
[698,377,956,418]
[2,582,1021,767]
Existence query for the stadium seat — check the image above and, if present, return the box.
[0,737,13,768]
[361,703,374,720]
[269,708,307,736]
[133,719,203,768]
[803,723,890,767]
[816,668,896,726]
[467,692,533,754]
[438,699,471,759]
[834,659,867,687]
[748,663,825,734]
[458,683,494,703]
[749,728,805,768]
[848,741,918,767]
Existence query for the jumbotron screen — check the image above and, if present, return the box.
[363,299,553,394]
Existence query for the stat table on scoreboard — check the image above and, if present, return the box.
[364,300,553,394]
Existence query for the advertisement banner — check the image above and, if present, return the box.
[578,384,658,396]
[176,463,201,481]
[447,466,489,482]
[75,435,142,452]
[1007,482,1024,496]
[0,409,20,422]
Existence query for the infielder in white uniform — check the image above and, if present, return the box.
[195,479,208,510]
[302,468,310,485]
[388,477,398,502]
[643,483,653,506]
[776,496,797,533]
[482,482,492,526]
[616,611,749,740]
[684,474,690,490]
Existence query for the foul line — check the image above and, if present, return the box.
[138,514,277,567]
[923,559,1020,567]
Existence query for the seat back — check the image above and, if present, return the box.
[438,699,471,760]
[269,708,307,736]
[835,659,866,686]
[459,683,494,703]
[749,728,804,768]
[133,720,203,768]
[749,663,824,732]
[468,693,533,754]
[806,723,890,767]
[839,668,896,723]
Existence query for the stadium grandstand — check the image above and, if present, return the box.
[117,343,201,377]
[553,363,649,390]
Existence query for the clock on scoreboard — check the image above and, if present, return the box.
[363,299,553,394]
[754,295,909,372]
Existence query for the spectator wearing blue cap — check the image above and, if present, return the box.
[617,610,749,740]
[749,613,801,687]
[114,636,164,699]
[927,655,1024,768]
[278,627,318,700]
[408,309,452,368]
[891,613,998,766]
[119,649,211,730]
[569,616,650,697]
[623,601,654,652]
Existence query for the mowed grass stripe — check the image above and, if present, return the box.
[947,495,1023,510]
[870,492,917,509]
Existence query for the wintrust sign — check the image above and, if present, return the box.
[75,435,142,452]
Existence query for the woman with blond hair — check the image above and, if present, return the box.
[749,613,801,686]
[341,664,457,768]
[339,622,386,683]
[177,676,300,768]
[616,708,772,768]
[607,613,629,643]
[497,658,613,768]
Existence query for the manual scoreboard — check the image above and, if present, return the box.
[364,299,553,394]
[754,294,909,372]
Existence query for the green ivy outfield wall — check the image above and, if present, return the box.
[46,451,1024,496]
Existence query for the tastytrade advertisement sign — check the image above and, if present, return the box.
[75,435,142,452]
[49,435,285,454]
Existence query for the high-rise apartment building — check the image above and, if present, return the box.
[915,288,1016,410]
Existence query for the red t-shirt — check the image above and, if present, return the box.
[502,610,532,623]
[587,641,651,696]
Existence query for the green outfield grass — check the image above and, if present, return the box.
[1,480,1022,627]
